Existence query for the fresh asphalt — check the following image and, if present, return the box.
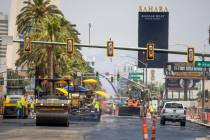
[0,115,209,140]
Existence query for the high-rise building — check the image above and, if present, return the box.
[6,0,60,70]
[0,12,8,72]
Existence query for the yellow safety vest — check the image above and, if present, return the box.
[95,101,100,110]
[16,100,22,109]
[149,104,154,113]
[30,102,35,109]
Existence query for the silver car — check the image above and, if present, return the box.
[160,102,186,126]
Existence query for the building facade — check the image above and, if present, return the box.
[0,12,8,72]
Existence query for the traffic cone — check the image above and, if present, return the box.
[142,117,148,140]
[151,114,157,140]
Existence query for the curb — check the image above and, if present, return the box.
[187,119,210,128]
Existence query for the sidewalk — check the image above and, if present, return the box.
[187,118,210,128]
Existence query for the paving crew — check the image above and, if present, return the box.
[94,99,100,112]
[16,99,22,119]
[30,101,35,119]
[112,103,117,115]
[149,102,155,118]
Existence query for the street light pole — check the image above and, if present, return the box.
[88,23,91,45]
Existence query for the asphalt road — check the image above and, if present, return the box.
[0,115,210,140]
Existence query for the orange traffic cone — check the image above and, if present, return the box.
[142,117,148,140]
[151,115,157,140]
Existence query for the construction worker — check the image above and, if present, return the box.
[149,102,154,118]
[30,101,35,119]
[94,100,100,112]
[16,99,22,119]
[112,103,117,115]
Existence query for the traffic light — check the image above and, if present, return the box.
[146,43,155,60]
[187,47,194,63]
[24,35,31,52]
[117,73,120,81]
[107,40,114,57]
[96,72,99,80]
[111,76,114,83]
[66,38,74,55]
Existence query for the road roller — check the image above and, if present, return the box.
[118,91,141,116]
[35,78,71,126]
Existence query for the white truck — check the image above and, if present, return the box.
[160,101,186,126]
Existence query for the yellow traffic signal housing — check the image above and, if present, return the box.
[146,43,155,60]
[66,38,74,55]
[187,47,195,63]
[107,40,114,57]
[24,36,32,52]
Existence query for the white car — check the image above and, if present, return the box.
[160,102,186,126]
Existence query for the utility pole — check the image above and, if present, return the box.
[202,55,205,108]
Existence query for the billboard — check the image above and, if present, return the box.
[138,9,169,68]
[166,79,200,90]
[164,62,208,79]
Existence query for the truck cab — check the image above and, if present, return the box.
[3,86,29,118]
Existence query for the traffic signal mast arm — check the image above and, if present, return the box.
[12,39,210,57]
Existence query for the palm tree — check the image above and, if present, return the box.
[16,0,93,80]
[16,0,63,34]
[16,15,90,78]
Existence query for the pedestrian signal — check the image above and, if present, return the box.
[24,36,31,52]
[187,47,194,63]
[146,43,155,60]
[107,40,114,57]
[66,38,74,55]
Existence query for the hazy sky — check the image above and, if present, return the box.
[1,0,210,95]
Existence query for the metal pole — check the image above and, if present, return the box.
[88,23,91,45]
[145,62,148,87]
[202,55,205,109]
[143,68,145,84]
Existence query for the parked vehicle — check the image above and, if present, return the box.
[160,101,186,126]
[3,86,29,118]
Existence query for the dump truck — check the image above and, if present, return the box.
[2,86,29,118]
[118,91,141,116]
[35,79,71,126]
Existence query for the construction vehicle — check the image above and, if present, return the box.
[2,86,29,118]
[118,91,141,116]
[69,89,101,121]
[35,79,71,126]
[67,78,102,121]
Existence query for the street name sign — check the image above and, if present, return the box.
[195,61,210,68]
[128,72,143,80]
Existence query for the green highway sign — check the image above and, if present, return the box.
[195,61,210,68]
[128,72,143,80]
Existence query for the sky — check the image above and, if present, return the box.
[1,0,210,96]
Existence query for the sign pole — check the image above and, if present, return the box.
[146,62,148,87]
[202,55,205,109]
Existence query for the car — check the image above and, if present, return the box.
[160,102,186,126]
